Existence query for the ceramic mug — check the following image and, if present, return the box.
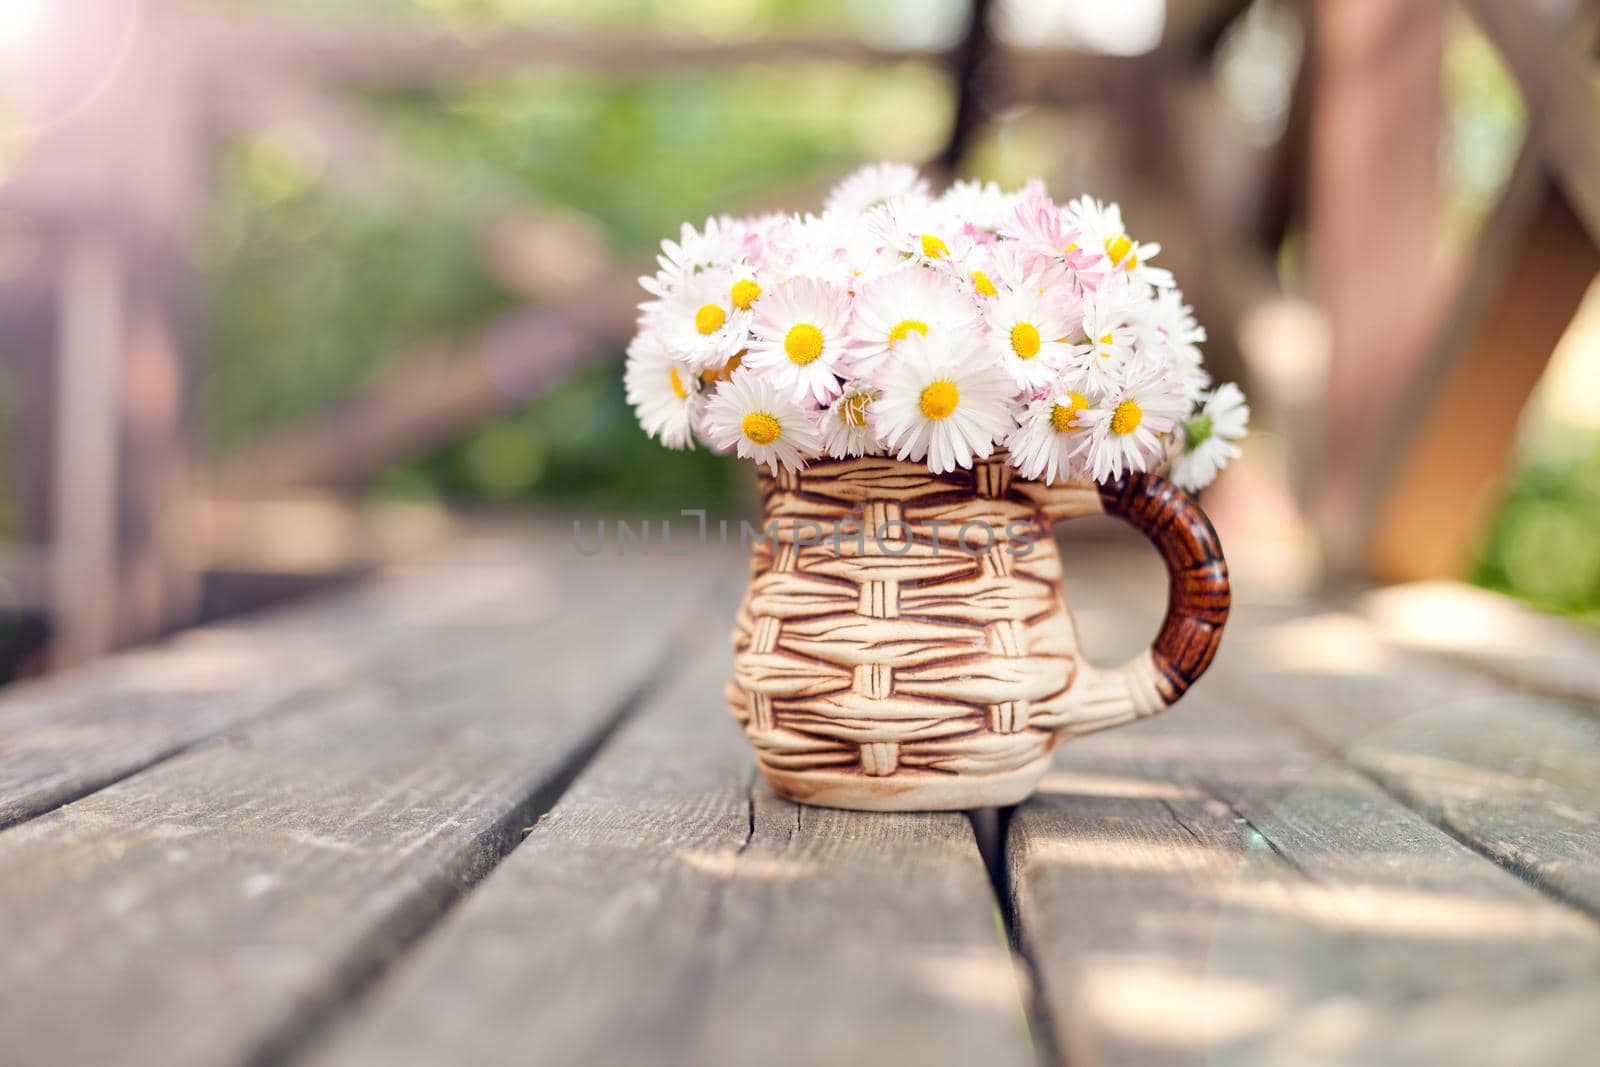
[727,452,1229,811]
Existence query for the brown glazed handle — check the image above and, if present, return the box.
[1026,470,1231,736]
[1096,472,1230,707]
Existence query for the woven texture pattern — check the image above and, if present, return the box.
[727,454,1229,807]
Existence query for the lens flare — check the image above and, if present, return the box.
[0,0,140,137]
[0,1,49,54]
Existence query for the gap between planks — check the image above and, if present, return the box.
[300,608,1038,1067]
[251,606,717,1067]
[970,805,1065,1067]
[1079,556,1600,926]
[0,542,736,1067]
[1008,562,1600,1066]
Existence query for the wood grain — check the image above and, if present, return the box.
[1008,571,1600,1066]
[1339,694,1600,917]
[1011,678,1600,1066]
[3,524,1593,1066]
[305,607,1036,1067]
[0,538,725,1067]
[1225,606,1600,920]
[0,543,539,830]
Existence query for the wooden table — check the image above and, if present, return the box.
[2,524,1597,1067]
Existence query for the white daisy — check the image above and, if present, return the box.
[938,179,1019,234]
[847,267,978,369]
[873,331,1018,475]
[765,213,857,287]
[1005,387,1092,485]
[823,161,930,219]
[950,239,1068,305]
[822,382,880,459]
[1001,187,1098,277]
[624,332,699,450]
[1143,286,1206,350]
[1141,287,1210,401]
[703,370,823,473]
[1172,382,1249,492]
[984,240,1044,292]
[652,268,752,370]
[1062,196,1173,289]
[868,194,961,267]
[639,215,747,304]
[945,237,1002,301]
[739,211,792,274]
[1137,335,1209,408]
[1074,365,1189,482]
[1075,274,1142,393]
[983,286,1082,390]
[744,276,852,405]
[623,164,1246,484]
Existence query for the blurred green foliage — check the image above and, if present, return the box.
[200,134,512,452]
[198,0,952,511]
[377,360,746,511]
[1442,9,1525,230]
[1472,429,1600,626]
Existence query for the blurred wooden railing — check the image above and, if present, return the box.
[1,0,1597,671]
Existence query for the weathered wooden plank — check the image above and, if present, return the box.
[305,608,1036,1067]
[1360,581,1600,706]
[1228,605,1600,918]
[1337,693,1600,916]
[0,538,724,1067]
[1009,575,1600,1066]
[0,538,546,829]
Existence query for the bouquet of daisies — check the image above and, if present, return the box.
[625,162,1248,492]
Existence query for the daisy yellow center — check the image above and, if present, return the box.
[1105,234,1137,269]
[919,380,960,420]
[784,323,825,365]
[1010,322,1042,360]
[700,351,743,385]
[730,279,761,310]
[741,412,783,445]
[888,319,930,347]
[838,393,871,427]
[1050,392,1089,432]
[694,304,726,335]
[1111,398,1143,435]
[920,233,949,259]
[669,366,688,400]
[1098,331,1115,356]
[971,271,997,297]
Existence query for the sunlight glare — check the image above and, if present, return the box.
[0,0,50,57]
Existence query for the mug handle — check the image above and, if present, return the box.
[1039,472,1231,736]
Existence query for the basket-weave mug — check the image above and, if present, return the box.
[727,451,1230,811]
